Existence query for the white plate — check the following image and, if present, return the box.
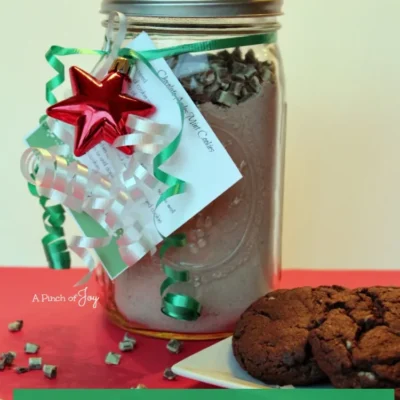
[172,337,332,389]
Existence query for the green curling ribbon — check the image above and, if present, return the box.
[159,236,202,321]
[28,178,71,270]
[42,31,277,320]
[45,46,105,105]
[121,33,277,61]
[122,49,201,320]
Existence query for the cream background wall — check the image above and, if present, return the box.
[0,0,398,270]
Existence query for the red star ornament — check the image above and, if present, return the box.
[46,66,156,157]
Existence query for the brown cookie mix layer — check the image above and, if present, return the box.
[232,286,356,386]
[309,287,400,392]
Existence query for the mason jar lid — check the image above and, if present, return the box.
[100,0,283,18]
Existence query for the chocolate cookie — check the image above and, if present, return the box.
[232,286,354,386]
[309,287,400,392]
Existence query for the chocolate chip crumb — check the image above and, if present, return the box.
[14,367,29,374]
[24,343,40,354]
[43,364,57,379]
[1,352,16,366]
[28,357,42,370]
[166,339,183,354]
[105,352,121,365]
[8,321,23,332]
[163,367,177,381]
[119,341,134,352]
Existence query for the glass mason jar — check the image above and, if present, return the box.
[96,0,286,340]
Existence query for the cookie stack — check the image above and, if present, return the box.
[232,286,400,398]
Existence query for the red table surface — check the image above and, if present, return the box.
[0,267,399,399]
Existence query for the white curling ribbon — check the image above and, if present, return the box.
[111,153,162,201]
[47,118,74,149]
[118,234,156,266]
[69,235,111,287]
[107,115,169,206]
[117,220,156,257]
[114,115,169,155]
[20,147,158,277]
[105,152,159,257]
[95,11,128,79]
[117,220,144,245]
[124,157,160,191]
[47,144,71,159]
[133,163,159,190]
